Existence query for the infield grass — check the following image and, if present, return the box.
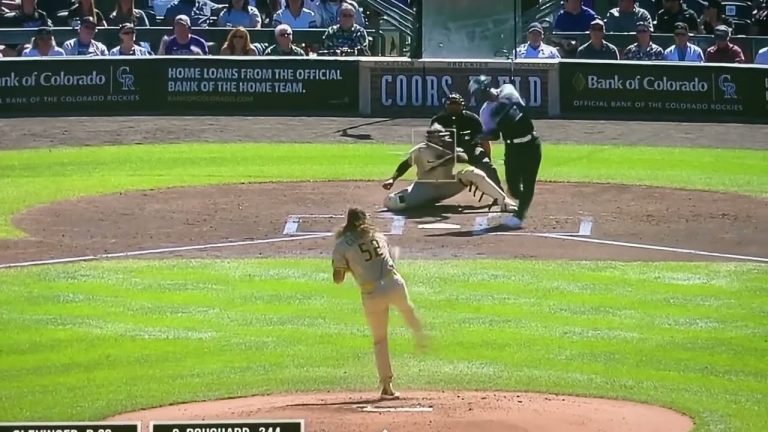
[0,143,766,238]
[0,260,766,432]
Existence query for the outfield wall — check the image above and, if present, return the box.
[0,56,766,123]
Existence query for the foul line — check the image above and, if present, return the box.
[534,234,768,263]
[0,233,332,270]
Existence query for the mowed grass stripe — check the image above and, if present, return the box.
[0,259,766,432]
[0,143,766,238]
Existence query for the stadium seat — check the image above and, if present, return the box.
[685,0,709,16]
[142,9,159,26]
[722,1,755,19]
[730,18,752,33]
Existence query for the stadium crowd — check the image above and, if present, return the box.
[0,0,373,57]
[516,0,768,63]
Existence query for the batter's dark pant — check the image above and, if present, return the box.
[504,137,542,220]
[463,145,503,190]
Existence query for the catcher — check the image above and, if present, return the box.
[382,123,517,212]
[331,207,426,400]
[430,92,503,190]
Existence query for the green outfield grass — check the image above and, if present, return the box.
[0,260,766,432]
[0,143,766,238]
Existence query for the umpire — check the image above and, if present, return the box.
[430,93,504,190]
[469,76,542,229]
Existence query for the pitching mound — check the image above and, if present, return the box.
[106,391,694,432]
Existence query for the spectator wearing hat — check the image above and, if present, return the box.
[654,0,698,34]
[754,46,768,63]
[62,16,108,55]
[705,25,745,62]
[663,22,704,61]
[698,0,732,34]
[107,0,150,27]
[576,19,620,59]
[21,26,65,56]
[109,23,152,55]
[622,21,664,59]
[0,0,52,28]
[554,0,598,32]
[515,22,561,58]
[160,14,209,54]
[606,0,653,33]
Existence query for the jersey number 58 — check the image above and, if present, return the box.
[358,239,384,262]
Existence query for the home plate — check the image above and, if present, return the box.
[356,405,434,412]
[418,223,461,229]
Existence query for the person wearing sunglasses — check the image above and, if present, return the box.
[62,16,108,55]
[263,23,305,55]
[219,26,257,55]
[321,2,368,55]
[622,21,664,60]
[576,19,620,60]
[21,26,65,56]
[314,0,363,28]
[663,22,704,62]
[109,23,152,55]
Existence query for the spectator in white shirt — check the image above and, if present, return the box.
[62,16,108,56]
[217,0,261,28]
[755,46,768,64]
[22,26,66,56]
[272,0,318,28]
[514,22,560,59]
[109,23,152,55]
[663,22,704,62]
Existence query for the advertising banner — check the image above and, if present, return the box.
[559,60,768,122]
[369,59,551,118]
[0,57,359,116]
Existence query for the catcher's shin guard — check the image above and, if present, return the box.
[457,167,517,212]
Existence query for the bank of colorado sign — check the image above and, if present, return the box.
[561,60,768,120]
[369,60,550,118]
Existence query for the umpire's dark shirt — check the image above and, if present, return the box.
[430,110,483,152]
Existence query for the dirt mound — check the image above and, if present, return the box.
[106,390,694,432]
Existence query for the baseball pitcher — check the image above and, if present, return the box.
[469,76,543,229]
[331,207,426,400]
[382,124,517,212]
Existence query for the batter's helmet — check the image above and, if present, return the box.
[468,75,493,98]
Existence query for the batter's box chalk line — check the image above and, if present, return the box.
[282,214,406,236]
[473,215,594,237]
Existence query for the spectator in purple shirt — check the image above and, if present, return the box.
[554,0,598,32]
[160,14,209,54]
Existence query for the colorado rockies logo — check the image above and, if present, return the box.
[116,66,135,91]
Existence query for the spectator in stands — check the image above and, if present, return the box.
[218,25,257,54]
[321,2,368,54]
[21,26,65,55]
[754,45,768,63]
[553,0,597,32]
[217,0,261,28]
[264,23,305,54]
[576,19,620,59]
[705,24,745,62]
[65,0,106,27]
[62,16,108,54]
[663,22,704,61]
[272,0,318,28]
[109,23,152,55]
[697,0,732,34]
[161,14,208,54]
[622,21,664,59]
[753,0,768,36]
[315,0,364,28]
[606,0,653,32]
[107,0,150,27]
[654,0,698,33]
[163,0,219,27]
[0,0,52,28]
[257,0,284,26]
[515,22,560,58]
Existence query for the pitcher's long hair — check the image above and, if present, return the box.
[336,207,377,239]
